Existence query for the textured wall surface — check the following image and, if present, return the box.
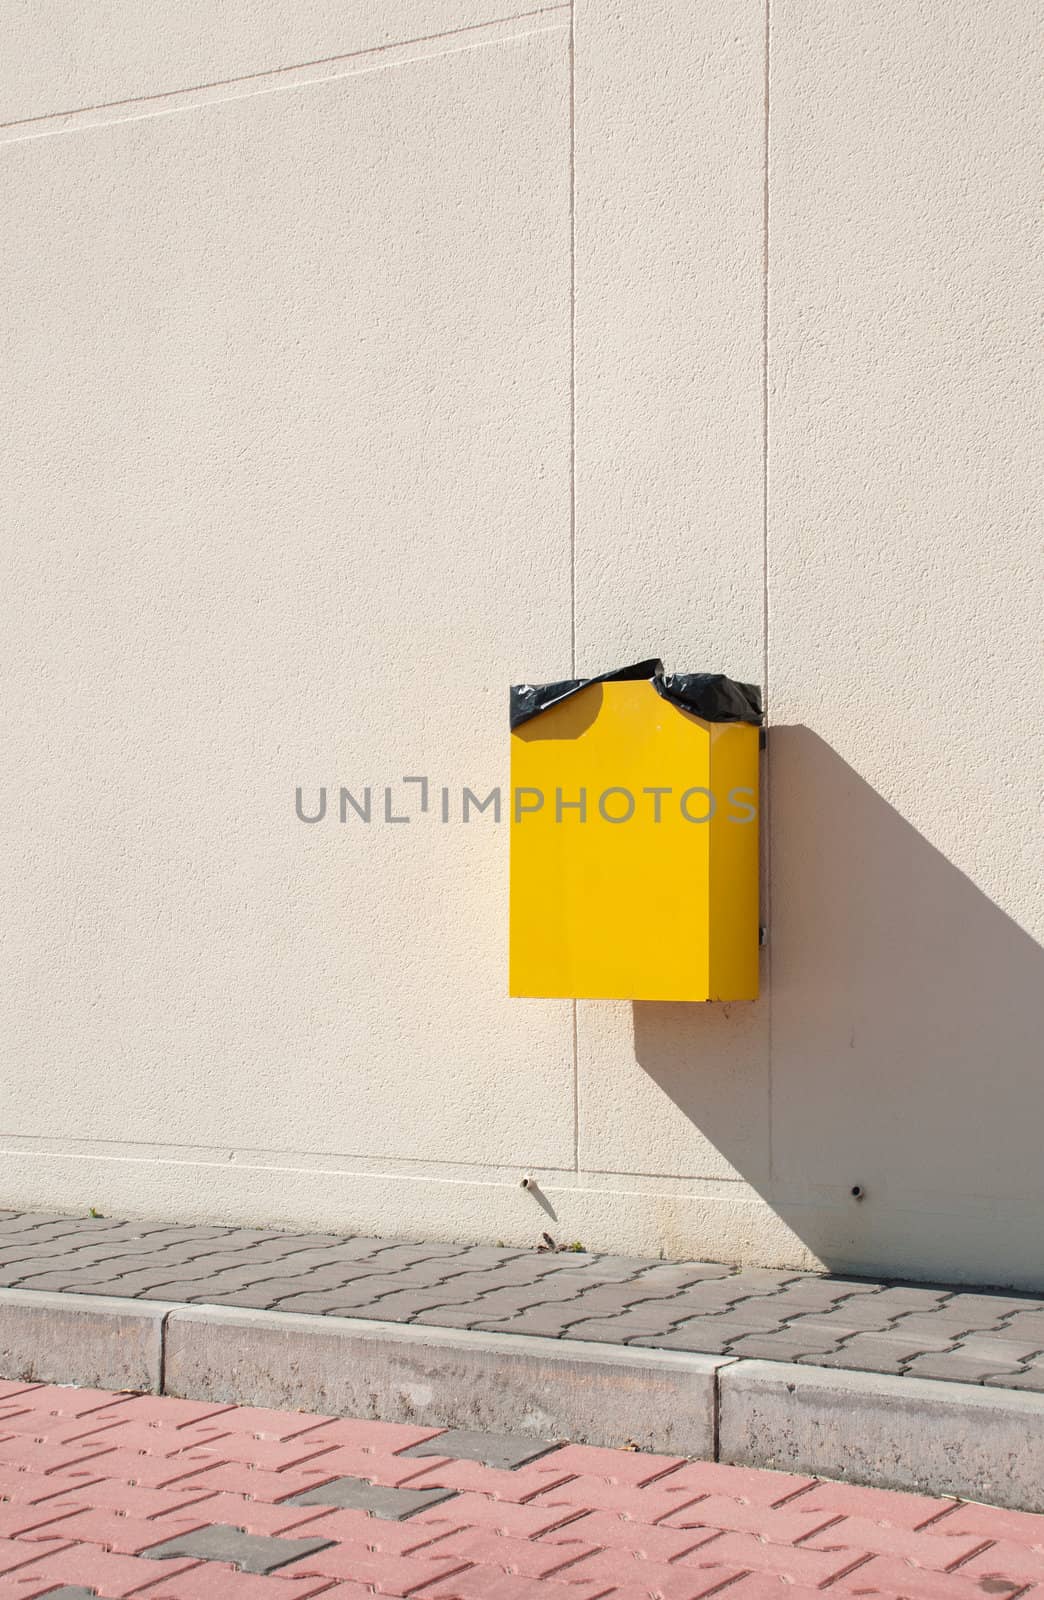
[2,2,1041,1284]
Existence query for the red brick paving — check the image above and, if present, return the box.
[0,1383,1038,1598]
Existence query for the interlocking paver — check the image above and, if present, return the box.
[53,1421,229,1456]
[276,1540,471,1588]
[4,1543,198,1592]
[927,1502,1044,1542]
[903,1354,1032,1383]
[408,1493,576,1539]
[770,1481,957,1528]
[70,1449,228,1490]
[166,1461,346,1503]
[674,1528,873,1585]
[138,1491,350,1538]
[562,1311,691,1343]
[953,1539,1044,1586]
[268,1503,462,1552]
[723,1332,851,1361]
[0,1438,117,1477]
[0,1470,104,1507]
[938,1336,1039,1364]
[417,1572,613,1600]
[814,1335,959,1375]
[523,1443,681,1483]
[484,1273,603,1306]
[801,1517,989,1565]
[264,1266,384,1297]
[409,1303,514,1329]
[986,1314,1044,1343]
[332,1290,471,1321]
[0,1416,130,1452]
[431,1247,529,1270]
[0,1502,82,1541]
[13,1588,101,1599]
[985,1368,1044,1390]
[275,1445,451,1489]
[289,1418,443,1454]
[437,1258,586,1288]
[183,1408,330,1441]
[258,1290,362,1315]
[524,1474,707,1519]
[361,1244,471,1268]
[4,1209,1044,1390]
[386,1458,575,1503]
[40,1481,218,1521]
[81,1395,236,1428]
[0,1383,42,1402]
[280,1476,460,1518]
[29,1506,216,1554]
[400,1431,557,1470]
[0,1536,74,1575]
[405,1525,587,1578]
[943,1294,1041,1320]
[127,1565,335,1598]
[888,1313,1016,1340]
[645,1493,841,1543]
[471,1307,596,1338]
[664,1583,826,1600]
[556,1545,756,1597]
[187,1285,297,1310]
[827,1555,1025,1600]
[535,1509,722,1562]
[139,1522,335,1572]
[164,1436,338,1474]
[782,1301,925,1332]
[629,1320,751,1353]
[653,1460,816,1506]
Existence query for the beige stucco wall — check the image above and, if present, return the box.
[3,3,1041,1285]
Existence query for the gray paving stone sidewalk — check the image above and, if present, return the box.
[2,1210,1044,1391]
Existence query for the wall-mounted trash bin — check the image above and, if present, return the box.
[510,659,762,1002]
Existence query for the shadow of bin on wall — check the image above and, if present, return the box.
[509,659,762,1002]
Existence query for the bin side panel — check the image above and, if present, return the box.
[708,722,760,1000]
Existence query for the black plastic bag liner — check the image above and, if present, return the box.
[510,659,763,730]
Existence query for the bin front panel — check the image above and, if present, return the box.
[510,678,759,1001]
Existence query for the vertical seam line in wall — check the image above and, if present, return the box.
[569,0,580,1172]
[568,0,577,678]
[762,0,773,1181]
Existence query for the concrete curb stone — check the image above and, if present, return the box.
[0,1287,171,1392]
[718,1358,1044,1512]
[162,1304,726,1458]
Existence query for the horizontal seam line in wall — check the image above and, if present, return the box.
[0,1143,750,1193]
[0,4,571,131]
[0,1131,575,1170]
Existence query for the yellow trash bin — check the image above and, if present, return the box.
[509,660,761,1002]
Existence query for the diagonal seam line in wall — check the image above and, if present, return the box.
[0,4,571,130]
[0,1136,756,1193]
[0,20,570,147]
